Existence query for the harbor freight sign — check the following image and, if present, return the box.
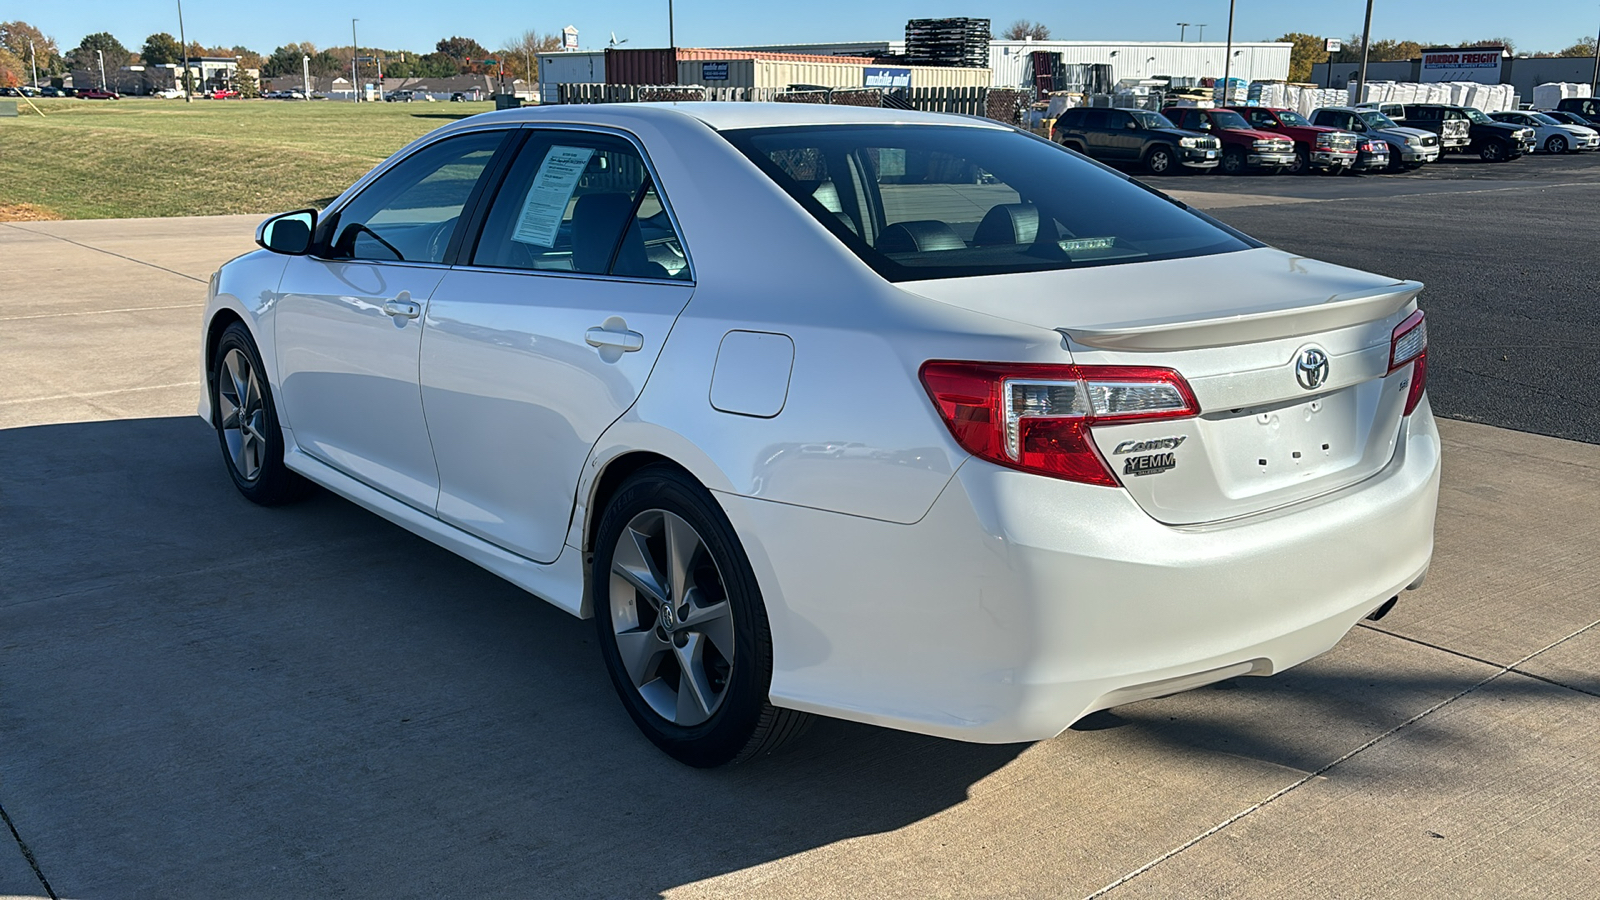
[864,66,912,88]
[1420,46,1505,84]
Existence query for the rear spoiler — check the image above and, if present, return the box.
[1058,280,1423,351]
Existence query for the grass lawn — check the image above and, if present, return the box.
[0,97,498,219]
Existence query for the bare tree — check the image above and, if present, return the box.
[501,29,562,82]
[1002,20,1051,41]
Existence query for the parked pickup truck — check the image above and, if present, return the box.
[1052,106,1221,175]
[1219,106,1358,174]
[1311,106,1440,170]
[1162,106,1296,174]
[1400,104,1532,162]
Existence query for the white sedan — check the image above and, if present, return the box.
[1491,110,1600,153]
[201,104,1440,767]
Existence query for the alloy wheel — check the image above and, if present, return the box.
[608,509,735,727]
[217,348,267,482]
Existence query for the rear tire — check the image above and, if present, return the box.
[210,322,306,506]
[592,465,812,767]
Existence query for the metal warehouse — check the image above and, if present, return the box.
[988,41,1290,88]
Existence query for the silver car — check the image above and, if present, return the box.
[1313,106,1440,170]
[201,104,1440,766]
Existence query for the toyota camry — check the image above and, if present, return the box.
[200,103,1439,767]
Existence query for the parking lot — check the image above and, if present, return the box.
[2,149,1598,898]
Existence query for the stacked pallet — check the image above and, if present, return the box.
[904,18,990,68]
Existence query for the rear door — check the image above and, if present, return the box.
[419,128,694,563]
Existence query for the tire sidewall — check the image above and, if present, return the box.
[1547,135,1567,154]
[212,323,297,504]
[1221,146,1246,175]
[1146,146,1173,175]
[591,467,773,767]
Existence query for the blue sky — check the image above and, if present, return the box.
[30,2,1595,57]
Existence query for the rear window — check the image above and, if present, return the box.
[721,124,1255,283]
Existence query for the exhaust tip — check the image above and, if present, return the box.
[1365,596,1399,622]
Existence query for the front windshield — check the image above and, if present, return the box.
[1464,108,1493,124]
[722,124,1257,282]
[1357,110,1397,129]
[1277,110,1312,127]
[1529,112,1561,126]
[1130,110,1176,130]
[1210,110,1250,130]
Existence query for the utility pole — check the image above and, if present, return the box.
[303,54,311,100]
[669,0,675,49]
[97,49,107,91]
[1220,0,1234,103]
[1176,23,1189,42]
[1592,14,1600,95]
[177,0,191,101]
[1355,0,1375,104]
[351,18,359,101]
[29,39,38,89]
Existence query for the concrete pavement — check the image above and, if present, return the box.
[1,213,1597,899]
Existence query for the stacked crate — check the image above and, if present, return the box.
[904,18,991,68]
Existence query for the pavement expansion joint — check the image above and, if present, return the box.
[0,799,56,900]
[1085,617,1600,899]
[0,302,205,323]
[0,222,208,285]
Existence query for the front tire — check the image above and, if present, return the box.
[1220,146,1247,175]
[1545,135,1568,155]
[1288,146,1310,175]
[1144,145,1175,175]
[592,465,811,767]
[211,322,305,505]
[1479,141,1506,162]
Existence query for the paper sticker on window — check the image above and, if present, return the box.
[1059,237,1117,252]
[512,145,596,247]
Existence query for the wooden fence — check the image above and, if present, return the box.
[556,82,1030,125]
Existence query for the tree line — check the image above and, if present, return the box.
[0,20,561,88]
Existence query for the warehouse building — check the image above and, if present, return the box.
[1311,51,1599,101]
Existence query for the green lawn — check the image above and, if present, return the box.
[0,98,498,219]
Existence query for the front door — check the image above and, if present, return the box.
[275,129,508,511]
[421,129,694,562]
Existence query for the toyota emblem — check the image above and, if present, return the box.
[1295,347,1330,391]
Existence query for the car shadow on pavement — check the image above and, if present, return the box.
[0,416,1026,898]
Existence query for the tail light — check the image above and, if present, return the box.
[919,362,1199,486]
[1388,310,1428,416]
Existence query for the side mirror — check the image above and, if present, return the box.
[256,209,317,256]
[1352,121,1366,132]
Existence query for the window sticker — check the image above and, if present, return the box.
[512,145,596,247]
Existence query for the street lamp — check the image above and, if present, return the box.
[303,54,311,100]
[1195,24,1208,42]
[97,49,107,91]
[351,18,360,102]
[1221,0,1235,101]
[1177,22,1190,41]
[1355,0,1375,102]
[177,0,191,102]
[29,39,38,89]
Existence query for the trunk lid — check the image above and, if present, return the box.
[900,247,1424,525]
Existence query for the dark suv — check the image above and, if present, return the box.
[1052,107,1221,175]
[1555,97,1600,129]
[1401,104,1531,161]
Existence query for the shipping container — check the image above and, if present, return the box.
[676,58,990,91]
[538,51,605,104]
[606,48,679,85]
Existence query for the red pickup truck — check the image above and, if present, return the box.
[1162,107,1297,174]
[1220,106,1359,175]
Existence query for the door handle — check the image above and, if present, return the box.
[585,326,644,352]
[383,299,421,319]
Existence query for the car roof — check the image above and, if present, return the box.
[466,101,1010,133]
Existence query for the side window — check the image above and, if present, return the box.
[470,131,689,280]
[323,130,504,263]
[1247,110,1273,128]
[1057,108,1083,127]
[1082,108,1108,129]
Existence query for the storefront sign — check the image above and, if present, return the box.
[1420,47,1504,84]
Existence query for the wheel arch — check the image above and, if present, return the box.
[201,307,248,425]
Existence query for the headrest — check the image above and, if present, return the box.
[876,220,965,254]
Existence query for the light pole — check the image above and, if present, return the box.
[1195,24,1208,42]
[97,49,107,91]
[1177,23,1189,42]
[303,54,311,100]
[1220,0,1234,102]
[29,39,38,89]
[351,18,360,101]
[177,0,191,102]
[668,0,675,49]
[1355,0,1375,104]
[1591,13,1599,95]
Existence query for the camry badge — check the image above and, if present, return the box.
[1295,346,1330,391]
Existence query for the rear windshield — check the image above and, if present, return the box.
[721,124,1255,283]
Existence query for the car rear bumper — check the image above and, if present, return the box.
[736,401,1441,744]
[1352,152,1391,170]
